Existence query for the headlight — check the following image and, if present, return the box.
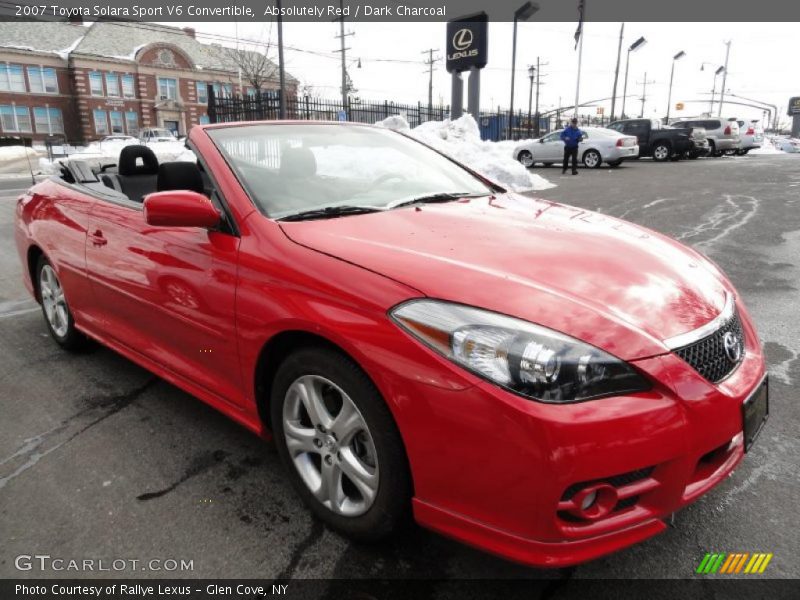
[391,300,650,403]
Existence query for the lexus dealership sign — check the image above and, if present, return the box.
[788,96,800,116]
[446,12,488,73]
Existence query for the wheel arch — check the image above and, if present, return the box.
[26,244,44,302]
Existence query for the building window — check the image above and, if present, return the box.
[33,107,64,135]
[196,81,208,104]
[125,111,138,136]
[109,111,124,134]
[89,71,104,96]
[212,83,232,98]
[199,115,210,125]
[122,75,136,99]
[27,67,58,94]
[105,73,120,98]
[157,77,178,100]
[0,105,32,132]
[0,64,26,93]
[93,109,109,135]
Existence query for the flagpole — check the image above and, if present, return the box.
[574,26,584,118]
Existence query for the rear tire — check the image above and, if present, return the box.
[36,256,90,352]
[708,141,721,157]
[582,149,602,169]
[652,143,671,162]
[270,347,411,541]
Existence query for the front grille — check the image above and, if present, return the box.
[674,311,744,383]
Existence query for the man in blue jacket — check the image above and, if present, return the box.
[560,118,585,175]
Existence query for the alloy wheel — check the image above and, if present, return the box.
[583,151,600,168]
[282,375,379,517]
[518,151,534,168]
[654,145,670,161]
[40,265,69,338]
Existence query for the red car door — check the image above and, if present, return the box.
[84,194,244,407]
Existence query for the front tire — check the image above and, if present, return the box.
[517,150,534,168]
[36,256,90,351]
[582,149,602,169]
[270,347,411,541]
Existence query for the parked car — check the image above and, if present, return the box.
[771,137,800,153]
[671,117,740,156]
[100,135,136,144]
[513,126,639,169]
[139,128,177,143]
[736,120,763,155]
[607,119,708,160]
[15,122,768,568]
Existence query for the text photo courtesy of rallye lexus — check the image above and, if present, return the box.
[14,121,769,567]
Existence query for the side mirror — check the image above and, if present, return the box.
[539,138,545,143]
[143,190,220,229]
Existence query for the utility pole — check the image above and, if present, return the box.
[276,0,286,119]
[422,48,440,111]
[637,72,656,118]
[718,40,731,117]
[533,57,547,136]
[610,22,624,121]
[334,0,354,118]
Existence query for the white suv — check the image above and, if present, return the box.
[736,120,763,155]
[671,117,740,157]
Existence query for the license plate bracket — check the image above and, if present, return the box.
[742,376,769,452]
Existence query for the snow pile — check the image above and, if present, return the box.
[39,139,196,174]
[749,144,783,155]
[0,145,40,162]
[378,114,554,192]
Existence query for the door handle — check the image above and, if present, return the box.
[89,230,107,247]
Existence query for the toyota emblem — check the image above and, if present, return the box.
[452,28,473,51]
[722,331,743,363]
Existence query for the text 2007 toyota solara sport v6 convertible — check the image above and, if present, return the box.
[15,122,768,567]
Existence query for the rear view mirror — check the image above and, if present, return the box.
[143,190,220,229]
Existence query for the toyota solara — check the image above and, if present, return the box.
[14,122,768,567]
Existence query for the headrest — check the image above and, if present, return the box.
[157,161,205,195]
[280,147,317,179]
[118,145,159,176]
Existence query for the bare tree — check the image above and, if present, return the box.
[223,46,278,92]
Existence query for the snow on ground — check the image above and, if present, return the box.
[750,144,783,155]
[0,146,40,161]
[38,139,196,175]
[377,114,554,192]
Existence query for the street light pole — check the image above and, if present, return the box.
[534,56,542,136]
[710,66,724,115]
[527,65,535,138]
[610,22,624,121]
[508,2,539,140]
[620,36,646,120]
[718,40,731,117]
[665,50,685,123]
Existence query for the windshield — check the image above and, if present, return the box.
[206,123,493,219]
[150,129,174,138]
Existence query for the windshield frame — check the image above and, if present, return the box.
[204,121,504,221]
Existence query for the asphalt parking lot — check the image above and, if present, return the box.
[1,153,799,583]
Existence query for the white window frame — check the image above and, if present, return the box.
[33,106,64,135]
[196,81,208,104]
[27,66,58,94]
[157,77,178,101]
[109,110,124,134]
[89,71,104,96]
[125,111,138,136]
[93,109,109,135]
[121,74,136,99]
[0,104,32,133]
[105,73,120,98]
[0,63,26,93]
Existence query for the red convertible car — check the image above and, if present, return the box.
[15,122,768,567]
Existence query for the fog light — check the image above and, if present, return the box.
[569,484,618,520]
[580,490,597,511]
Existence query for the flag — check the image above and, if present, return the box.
[574,0,585,50]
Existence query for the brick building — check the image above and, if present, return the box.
[0,20,296,144]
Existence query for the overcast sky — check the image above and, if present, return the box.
[169,20,798,125]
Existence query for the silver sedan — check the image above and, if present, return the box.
[513,126,639,169]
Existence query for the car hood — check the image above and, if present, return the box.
[279,194,729,360]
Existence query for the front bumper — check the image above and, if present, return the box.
[401,303,766,567]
